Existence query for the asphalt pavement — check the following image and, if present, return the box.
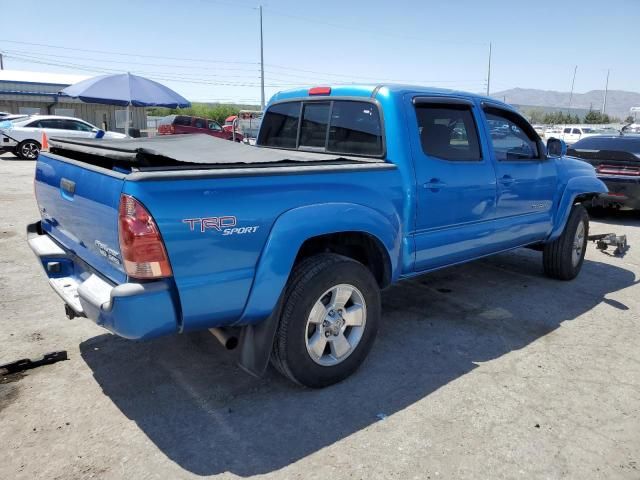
[1,151,639,479]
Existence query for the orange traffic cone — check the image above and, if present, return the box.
[41,131,49,152]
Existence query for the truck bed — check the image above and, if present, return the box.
[48,134,385,173]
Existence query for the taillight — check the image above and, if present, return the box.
[118,194,172,279]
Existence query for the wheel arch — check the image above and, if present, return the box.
[237,202,401,326]
[548,176,607,241]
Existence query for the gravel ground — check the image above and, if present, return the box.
[1,151,639,480]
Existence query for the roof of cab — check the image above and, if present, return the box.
[268,84,513,110]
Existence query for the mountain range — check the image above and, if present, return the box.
[490,88,640,120]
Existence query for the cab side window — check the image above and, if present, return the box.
[208,121,222,131]
[415,104,481,161]
[39,119,66,129]
[484,109,540,161]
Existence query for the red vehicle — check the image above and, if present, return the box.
[157,115,243,141]
[223,115,237,134]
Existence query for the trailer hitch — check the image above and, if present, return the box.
[588,233,629,257]
[0,351,68,376]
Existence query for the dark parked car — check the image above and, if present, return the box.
[157,115,243,142]
[568,135,640,210]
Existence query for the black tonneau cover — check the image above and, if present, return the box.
[48,134,383,166]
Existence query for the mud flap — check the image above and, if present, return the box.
[236,310,281,377]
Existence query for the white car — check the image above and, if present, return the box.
[0,115,127,159]
[559,126,598,145]
[543,126,563,139]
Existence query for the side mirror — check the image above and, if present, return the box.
[546,137,567,157]
[95,129,106,139]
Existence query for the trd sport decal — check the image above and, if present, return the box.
[182,216,259,236]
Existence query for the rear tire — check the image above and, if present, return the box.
[271,254,380,388]
[17,140,40,160]
[543,205,589,280]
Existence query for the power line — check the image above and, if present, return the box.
[2,48,260,73]
[4,49,486,91]
[3,54,301,88]
[0,38,486,83]
[1,40,487,89]
[0,39,260,65]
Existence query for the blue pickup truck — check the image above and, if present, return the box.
[28,85,607,388]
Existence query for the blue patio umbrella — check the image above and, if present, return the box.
[60,72,191,133]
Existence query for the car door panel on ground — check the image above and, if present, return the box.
[480,105,557,246]
[408,96,499,271]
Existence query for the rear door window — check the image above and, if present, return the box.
[415,104,481,161]
[258,100,383,156]
[193,118,207,129]
[39,119,66,129]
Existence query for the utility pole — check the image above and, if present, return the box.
[259,5,265,110]
[0,53,4,70]
[568,65,577,113]
[601,69,610,115]
[486,42,492,96]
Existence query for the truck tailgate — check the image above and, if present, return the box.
[35,153,127,284]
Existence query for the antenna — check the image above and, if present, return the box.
[568,65,577,113]
[601,69,610,115]
[259,5,265,110]
[486,42,492,96]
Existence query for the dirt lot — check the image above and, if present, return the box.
[1,152,639,479]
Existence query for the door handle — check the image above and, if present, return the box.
[424,178,446,192]
[499,175,515,186]
[60,178,75,200]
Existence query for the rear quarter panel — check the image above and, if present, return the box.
[123,166,404,331]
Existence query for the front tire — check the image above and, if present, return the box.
[271,254,380,388]
[543,204,589,280]
[17,140,40,160]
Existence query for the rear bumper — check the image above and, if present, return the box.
[27,221,180,340]
[594,175,640,210]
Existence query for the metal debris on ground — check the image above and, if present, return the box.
[588,233,629,256]
[0,351,68,376]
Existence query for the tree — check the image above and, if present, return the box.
[525,109,546,124]
[146,102,260,124]
[584,109,604,124]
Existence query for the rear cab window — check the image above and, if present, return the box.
[173,116,193,127]
[258,99,383,156]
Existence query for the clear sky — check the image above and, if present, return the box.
[1,0,639,104]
